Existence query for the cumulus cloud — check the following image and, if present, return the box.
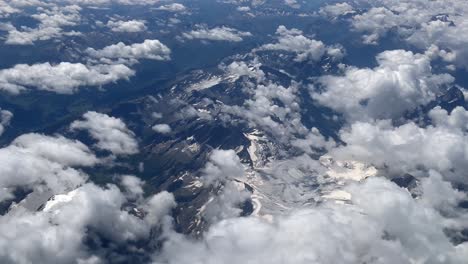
[13,133,99,167]
[0,133,97,202]
[0,1,19,18]
[330,107,468,183]
[120,175,145,199]
[222,60,265,81]
[283,0,299,9]
[312,49,454,121]
[152,124,172,134]
[200,149,249,223]
[408,18,468,69]
[142,191,177,226]
[223,80,308,143]
[86,39,171,62]
[429,105,468,130]
[2,1,468,262]
[419,170,465,213]
[1,182,175,264]
[319,2,354,18]
[154,3,186,12]
[70,111,139,155]
[351,6,404,45]
[0,125,174,263]
[202,149,245,185]
[349,0,468,70]
[106,19,147,32]
[59,0,165,6]
[237,6,250,12]
[3,5,81,45]
[290,127,336,154]
[0,62,134,94]
[182,25,252,42]
[257,25,344,62]
[156,177,468,263]
[0,109,12,136]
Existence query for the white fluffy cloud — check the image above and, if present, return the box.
[330,106,468,183]
[0,62,134,94]
[152,124,172,134]
[0,1,20,18]
[236,6,250,12]
[154,3,186,12]
[0,109,12,136]
[257,25,344,62]
[3,5,81,45]
[202,149,245,185]
[1,1,467,262]
[223,79,308,143]
[106,19,147,32]
[201,149,249,223]
[156,177,468,263]
[0,133,97,202]
[86,39,171,62]
[0,118,174,263]
[13,133,99,167]
[349,0,468,70]
[312,49,454,121]
[319,2,354,18]
[182,25,252,42]
[0,182,175,264]
[65,0,163,5]
[284,0,299,8]
[351,6,406,45]
[70,111,139,155]
[120,175,145,199]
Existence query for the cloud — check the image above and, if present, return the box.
[221,60,265,81]
[202,149,245,185]
[408,18,468,69]
[154,3,187,12]
[201,149,249,223]
[86,39,171,62]
[349,0,468,70]
[0,124,174,263]
[0,109,12,136]
[312,49,454,121]
[283,0,299,9]
[330,107,468,183]
[182,25,252,42]
[106,19,147,32]
[319,2,354,18]
[155,177,468,263]
[120,175,145,199]
[351,7,404,45]
[152,124,172,134]
[223,80,308,143]
[203,181,251,224]
[0,62,135,94]
[0,1,19,18]
[290,127,336,154]
[4,5,81,45]
[429,106,468,130]
[13,133,99,167]
[257,25,344,62]
[419,170,465,213]
[59,0,165,6]
[2,1,468,262]
[70,111,139,155]
[0,133,97,202]
[142,191,176,226]
[1,182,176,264]
[237,6,250,12]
